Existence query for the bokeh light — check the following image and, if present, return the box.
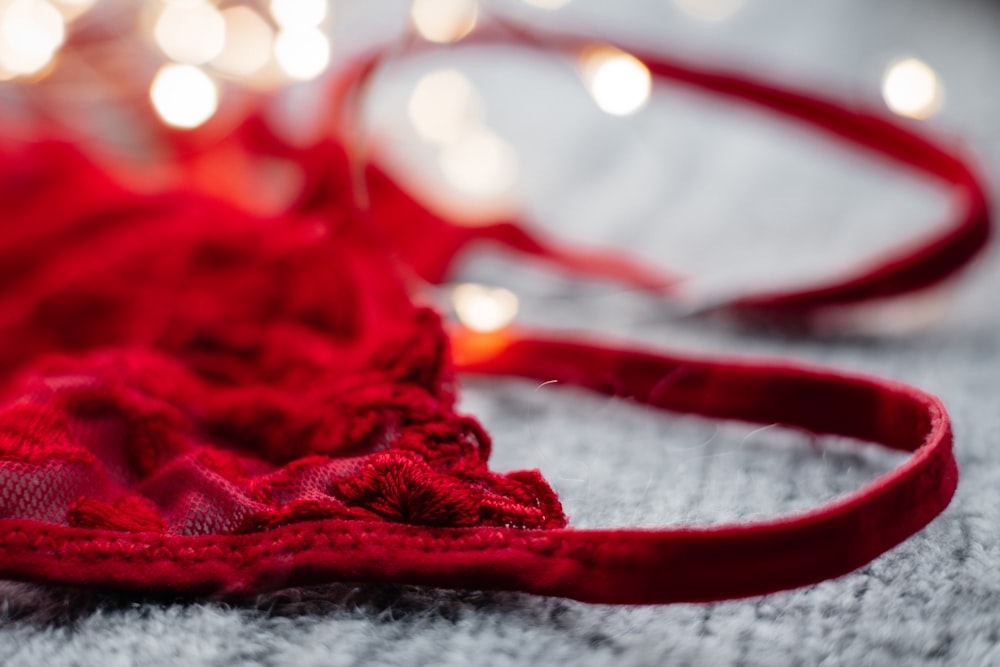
[881,57,943,120]
[150,64,219,129]
[269,0,327,30]
[51,0,96,21]
[212,6,273,78]
[451,283,519,333]
[439,126,519,198]
[0,0,65,77]
[408,68,483,144]
[274,27,330,81]
[154,1,226,66]
[410,0,477,44]
[581,46,652,116]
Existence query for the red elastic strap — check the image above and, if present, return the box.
[450,330,956,602]
[329,24,991,318]
[324,27,966,601]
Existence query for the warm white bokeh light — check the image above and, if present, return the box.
[881,57,943,120]
[410,0,477,43]
[0,0,65,76]
[673,0,744,22]
[408,69,483,144]
[269,0,327,29]
[274,27,330,81]
[451,283,519,333]
[150,64,220,129]
[212,6,273,77]
[154,1,226,65]
[522,0,572,8]
[440,127,519,198]
[582,47,652,116]
[51,0,96,21]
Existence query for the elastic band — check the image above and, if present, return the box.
[328,24,991,318]
[451,330,956,602]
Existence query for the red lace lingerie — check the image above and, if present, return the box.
[0,26,989,604]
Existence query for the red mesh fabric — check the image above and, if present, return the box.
[0,137,566,538]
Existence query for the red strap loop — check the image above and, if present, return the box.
[328,24,991,318]
[451,330,955,602]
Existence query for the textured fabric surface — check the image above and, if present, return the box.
[1,0,999,664]
[0,134,566,536]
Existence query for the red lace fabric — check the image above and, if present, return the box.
[0,137,565,539]
[0,26,986,604]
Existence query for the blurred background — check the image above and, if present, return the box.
[2,0,998,339]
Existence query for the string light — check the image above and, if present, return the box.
[269,0,327,29]
[673,0,744,22]
[451,283,519,333]
[274,27,330,81]
[212,6,274,78]
[881,57,943,120]
[0,0,65,77]
[406,68,518,202]
[439,126,519,198]
[149,64,219,129]
[153,1,226,66]
[408,68,483,144]
[410,0,477,44]
[50,0,96,21]
[581,46,652,116]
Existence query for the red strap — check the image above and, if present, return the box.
[329,25,991,318]
[335,27,966,600]
[443,330,957,602]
